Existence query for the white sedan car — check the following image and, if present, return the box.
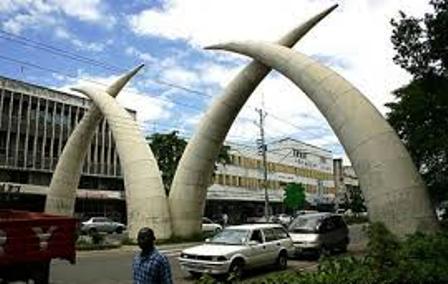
[81,217,126,234]
[179,224,294,279]
[202,217,222,234]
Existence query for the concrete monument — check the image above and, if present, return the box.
[206,41,439,237]
[71,85,171,239]
[45,65,171,239]
[169,5,338,236]
[45,65,144,216]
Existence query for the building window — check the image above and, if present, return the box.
[293,149,307,159]
[320,156,327,163]
[232,176,237,187]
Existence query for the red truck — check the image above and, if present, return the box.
[0,210,77,284]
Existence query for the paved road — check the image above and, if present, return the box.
[50,224,367,284]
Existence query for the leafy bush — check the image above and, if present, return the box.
[90,231,105,245]
[343,215,369,225]
[217,223,448,284]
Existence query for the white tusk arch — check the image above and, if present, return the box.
[206,41,439,237]
[169,5,338,237]
[45,65,144,217]
[71,85,171,240]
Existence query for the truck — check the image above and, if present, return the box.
[0,210,77,284]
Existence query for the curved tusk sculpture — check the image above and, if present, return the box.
[169,4,338,237]
[45,65,144,217]
[71,85,172,240]
[206,41,439,237]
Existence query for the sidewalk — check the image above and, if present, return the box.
[76,241,202,256]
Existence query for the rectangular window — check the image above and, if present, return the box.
[232,176,237,186]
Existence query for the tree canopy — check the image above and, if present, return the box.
[387,0,448,202]
[147,131,231,194]
[283,182,306,211]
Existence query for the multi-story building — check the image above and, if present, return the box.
[333,158,360,207]
[0,75,129,222]
[0,75,342,225]
[206,138,335,223]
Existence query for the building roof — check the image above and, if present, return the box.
[0,75,136,114]
[226,223,285,230]
[269,137,333,154]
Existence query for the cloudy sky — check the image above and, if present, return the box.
[0,0,431,164]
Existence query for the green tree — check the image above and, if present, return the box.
[283,183,306,211]
[148,131,231,194]
[148,131,187,194]
[387,0,448,202]
[346,187,367,214]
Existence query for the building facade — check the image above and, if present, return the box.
[0,76,129,221]
[205,138,335,223]
[0,76,345,225]
[333,158,360,208]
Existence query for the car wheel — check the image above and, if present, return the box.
[88,228,97,235]
[188,271,202,279]
[339,238,349,253]
[214,227,221,234]
[276,251,288,270]
[115,227,124,234]
[228,259,244,281]
[318,246,331,259]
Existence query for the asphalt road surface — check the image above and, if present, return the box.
[50,224,366,284]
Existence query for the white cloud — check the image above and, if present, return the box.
[125,46,157,63]
[1,0,114,34]
[128,0,430,112]
[51,0,105,22]
[54,27,110,52]
[160,66,199,87]
[128,0,432,166]
[57,72,173,124]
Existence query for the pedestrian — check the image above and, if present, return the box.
[132,227,173,284]
[222,213,229,227]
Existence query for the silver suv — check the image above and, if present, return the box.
[288,212,349,258]
[179,224,294,279]
[81,217,126,234]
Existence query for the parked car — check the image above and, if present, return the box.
[294,210,318,217]
[178,224,294,279]
[272,214,293,226]
[288,212,349,258]
[81,217,126,234]
[335,208,346,215]
[202,217,222,234]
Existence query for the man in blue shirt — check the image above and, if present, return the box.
[133,227,173,284]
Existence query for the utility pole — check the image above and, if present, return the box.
[255,107,270,220]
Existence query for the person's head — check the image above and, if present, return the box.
[137,227,156,251]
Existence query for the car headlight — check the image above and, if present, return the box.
[180,253,189,259]
[214,256,227,261]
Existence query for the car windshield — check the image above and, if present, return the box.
[288,215,321,233]
[209,229,249,245]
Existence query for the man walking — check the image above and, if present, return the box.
[132,227,173,284]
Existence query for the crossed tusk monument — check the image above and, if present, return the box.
[44,4,438,239]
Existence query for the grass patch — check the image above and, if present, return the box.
[121,232,208,246]
[76,243,122,251]
[343,215,369,225]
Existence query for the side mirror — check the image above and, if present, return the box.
[247,240,259,246]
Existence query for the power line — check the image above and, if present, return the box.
[0,31,333,143]
[0,54,206,114]
[0,31,331,138]
[0,30,123,72]
[0,30,216,98]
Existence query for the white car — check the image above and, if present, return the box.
[178,224,294,279]
[202,217,222,234]
[81,217,126,234]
